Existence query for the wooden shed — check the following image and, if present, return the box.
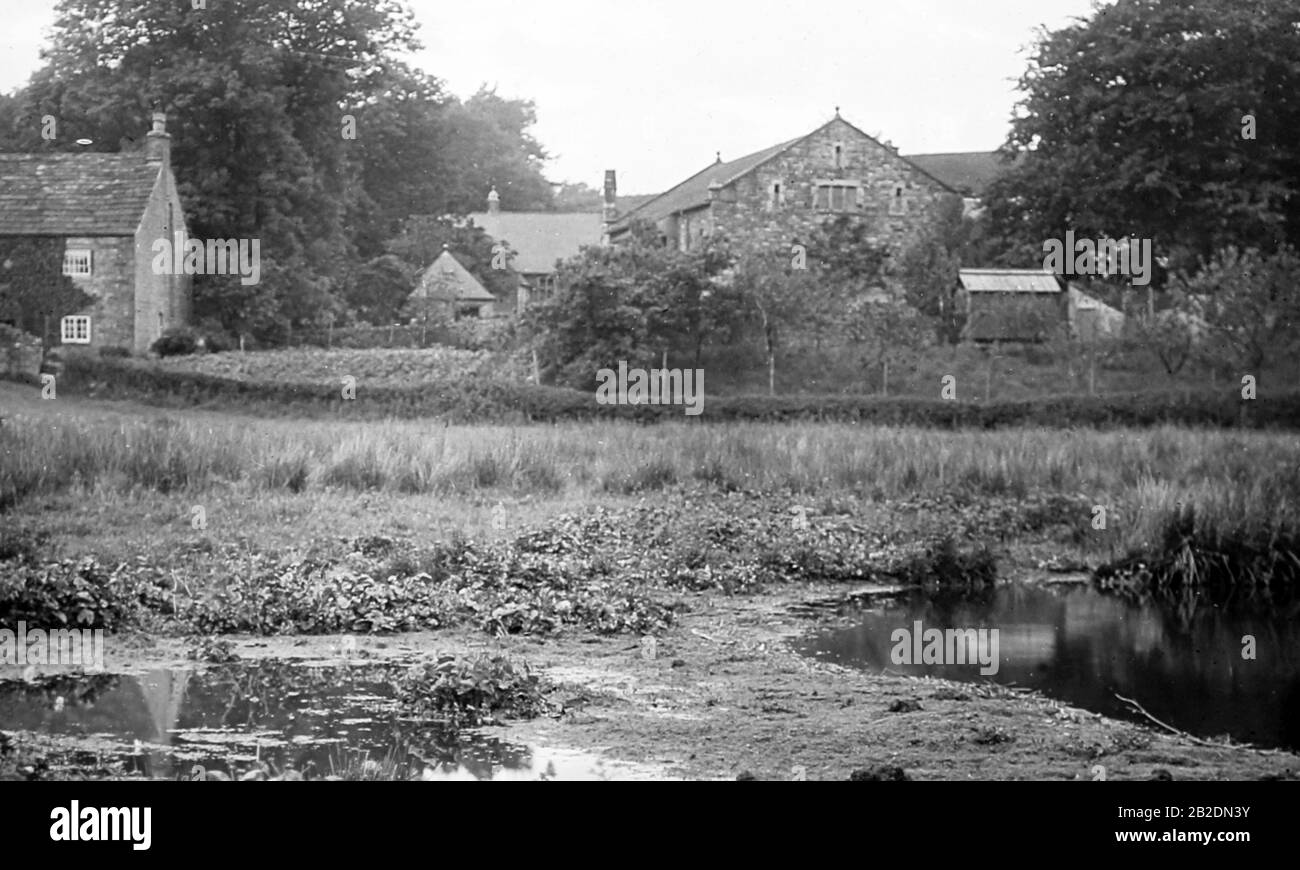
[957,269,1066,343]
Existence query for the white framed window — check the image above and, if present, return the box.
[63,249,92,277]
[61,315,91,344]
[813,181,860,212]
[889,183,909,216]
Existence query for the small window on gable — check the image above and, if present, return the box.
[61,315,91,344]
[63,249,92,277]
[889,184,908,216]
[769,181,784,210]
[833,143,844,170]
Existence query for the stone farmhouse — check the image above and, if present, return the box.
[0,112,190,352]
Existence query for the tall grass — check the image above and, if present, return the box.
[4,413,1298,575]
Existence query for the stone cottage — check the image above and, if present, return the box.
[606,112,959,257]
[0,112,191,352]
[409,246,500,318]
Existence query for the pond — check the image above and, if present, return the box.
[0,660,640,780]
[793,583,1300,749]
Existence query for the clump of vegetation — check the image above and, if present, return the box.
[151,326,205,357]
[395,654,551,727]
[0,556,137,631]
[188,637,240,663]
[1099,504,1300,609]
[885,537,998,590]
[185,528,678,638]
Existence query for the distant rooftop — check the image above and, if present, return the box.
[466,210,604,274]
[904,152,1012,198]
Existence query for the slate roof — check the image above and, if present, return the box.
[0,152,162,236]
[904,152,1010,197]
[614,193,659,215]
[612,137,801,229]
[412,248,498,303]
[959,268,1061,293]
[466,211,604,274]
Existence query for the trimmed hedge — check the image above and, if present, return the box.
[51,354,1300,428]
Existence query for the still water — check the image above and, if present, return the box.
[794,583,1300,748]
[0,660,643,780]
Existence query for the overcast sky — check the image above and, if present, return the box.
[0,0,1101,195]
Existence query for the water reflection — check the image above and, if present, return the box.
[795,584,1300,748]
[0,661,609,779]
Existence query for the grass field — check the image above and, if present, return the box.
[3,379,1298,590]
[4,380,1300,780]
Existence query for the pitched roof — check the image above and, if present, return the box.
[413,248,497,303]
[612,117,959,231]
[904,152,1009,197]
[959,268,1061,293]
[0,152,162,236]
[613,137,802,228]
[466,211,604,274]
[615,193,659,215]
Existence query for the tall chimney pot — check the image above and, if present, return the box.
[145,111,171,167]
[602,170,617,222]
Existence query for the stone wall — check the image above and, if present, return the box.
[63,236,135,349]
[705,117,956,257]
[134,169,192,353]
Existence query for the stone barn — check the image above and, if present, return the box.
[606,111,958,259]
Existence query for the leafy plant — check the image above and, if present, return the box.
[396,654,550,727]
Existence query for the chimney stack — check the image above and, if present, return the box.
[487,186,500,215]
[145,111,170,167]
[602,170,617,222]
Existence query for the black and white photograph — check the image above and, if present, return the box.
[0,0,1297,822]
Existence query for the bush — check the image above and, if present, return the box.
[151,326,202,357]
[194,318,235,353]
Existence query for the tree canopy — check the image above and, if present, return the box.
[982,0,1300,273]
[0,0,559,340]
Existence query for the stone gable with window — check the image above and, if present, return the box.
[0,113,191,353]
[608,114,957,260]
